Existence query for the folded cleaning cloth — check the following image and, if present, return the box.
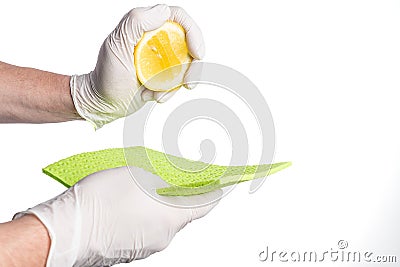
[43,146,291,196]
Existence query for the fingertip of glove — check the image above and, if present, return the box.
[190,201,219,221]
[141,89,154,102]
[143,4,171,30]
[190,189,223,220]
[154,89,177,103]
[183,60,203,89]
[149,4,171,18]
[130,4,171,32]
[190,41,205,60]
[183,83,196,90]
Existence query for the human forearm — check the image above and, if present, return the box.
[0,61,81,123]
[0,215,50,267]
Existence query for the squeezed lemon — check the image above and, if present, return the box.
[134,21,192,92]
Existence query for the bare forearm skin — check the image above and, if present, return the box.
[0,215,50,267]
[0,61,82,123]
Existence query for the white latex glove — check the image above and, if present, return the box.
[71,4,205,129]
[14,167,221,267]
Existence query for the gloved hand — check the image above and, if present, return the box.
[14,166,221,267]
[71,4,205,129]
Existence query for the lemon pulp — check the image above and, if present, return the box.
[134,21,192,92]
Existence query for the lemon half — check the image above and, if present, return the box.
[134,21,192,92]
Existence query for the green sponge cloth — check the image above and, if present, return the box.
[43,146,291,196]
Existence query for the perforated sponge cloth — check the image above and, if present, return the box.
[43,146,291,196]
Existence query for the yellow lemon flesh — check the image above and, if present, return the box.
[134,21,192,92]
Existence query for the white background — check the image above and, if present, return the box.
[1,0,400,266]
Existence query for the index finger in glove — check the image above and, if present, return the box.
[118,4,171,46]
